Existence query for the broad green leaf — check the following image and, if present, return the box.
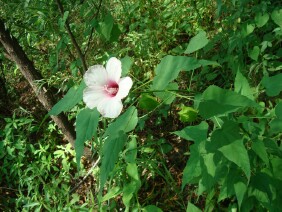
[255,13,269,28]
[100,132,127,190]
[186,202,202,212]
[97,13,114,41]
[142,205,163,212]
[261,73,282,96]
[152,56,218,90]
[154,82,178,104]
[198,85,258,119]
[49,81,85,115]
[75,108,100,169]
[248,46,260,61]
[235,71,254,100]
[275,102,282,119]
[198,152,217,194]
[234,181,247,209]
[182,141,205,189]
[139,94,159,111]
[121,56,133,76]
[249,172,273,203]
[126,163,140,186]
[185,31,209,54]
[124,136,137,163]
[101,187,121,202]
[269,118,282,133]
[218,139,250,180]
[174,121,208,143]
[271,9,282,28]
[241,23,255,37]
[270,156,282,180]
[178,106,198,123]
[252,140,269,166]
[103,106,138,138]
[122,182,137,211]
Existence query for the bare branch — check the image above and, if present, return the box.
[55,0,87,74]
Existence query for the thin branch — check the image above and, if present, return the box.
[69,156,101,194]
[55,0,87,74]
[84,0,103,56]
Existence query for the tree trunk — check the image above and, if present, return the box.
[0,19,92,160]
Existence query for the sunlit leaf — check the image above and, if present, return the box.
[152,56,218,90]
[271,9,282,28]
[234,181,247,209]
[178,105,198,123]
[75,108,100,169]
[234,71,254,100]
[186,202,202,212]
[255,13,269,28]
[49,81,85,115]
[174,121,208,143]
[185,31,209,54]
[101,187,121,202]
[103,106,138,138]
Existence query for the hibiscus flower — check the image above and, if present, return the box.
[83,57,133,118]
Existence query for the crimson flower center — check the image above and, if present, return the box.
[104,81,119,97]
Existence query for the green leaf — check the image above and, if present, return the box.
[97,13,114,41]
[182,141,205,189]
[124,136,137,163]
[218,139,250,180]
[198,85,258,119]
[75,108,100,169]
[261,73,282,97]
[126,163,140,186]
[252,140,269,166]
[49,81,86,115]
[174,121,208,143]
[103,106,138,138]
[271,9,282,28]
[142,205,163,212]
[186,202,202,212]
[248,46,260,61]
[235,71,254,100]
[178,105,198,123]
[234,181,247,209]
[185,31,209,54]
[101,187,121,202]
[139,94,159,111]
[100,132,127,190]
[122,182,137,210]
[121,56,133,76]
[152,56,218,90]
[275,102,282,119]
[154,82,178,104]
[255,13,269,28]
[241,23,255,37]
[269,118,282,133]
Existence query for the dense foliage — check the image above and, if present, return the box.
[1,0,282,211]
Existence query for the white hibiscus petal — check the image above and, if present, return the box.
[83,86,107,109]
[116,77,133,99]
[106,57,122,83]
[84,65,108,87]
[97,98,123,118]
